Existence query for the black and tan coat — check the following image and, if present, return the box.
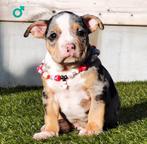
[24,11,120,140]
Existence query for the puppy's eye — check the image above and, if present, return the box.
[48,32,57,41]
[77,29,86,37]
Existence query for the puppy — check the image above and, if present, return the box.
[24,11,120,140]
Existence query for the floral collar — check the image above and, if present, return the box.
[37,63,88,82]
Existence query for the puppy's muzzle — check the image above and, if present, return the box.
[63,43,76,57]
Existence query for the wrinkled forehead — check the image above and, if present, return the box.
[55,12,84,26]
[46,12,85,34]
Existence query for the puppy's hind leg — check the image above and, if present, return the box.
[104,92,120,130]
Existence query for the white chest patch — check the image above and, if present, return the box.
[46,74,89,123]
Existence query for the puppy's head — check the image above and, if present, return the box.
[24,11,104,66]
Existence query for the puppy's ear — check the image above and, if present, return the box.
[24,21,48,38]
[82,15,104,33]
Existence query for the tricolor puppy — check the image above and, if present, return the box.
[24,11,120,140]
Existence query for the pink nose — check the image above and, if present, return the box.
[66,43,76,52]
[64,43,76,56]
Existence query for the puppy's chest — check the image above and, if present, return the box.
[47,74,90,122]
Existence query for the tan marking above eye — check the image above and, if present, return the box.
[71,23,81,32]
[49,24,62,36]
[47,24,61,44]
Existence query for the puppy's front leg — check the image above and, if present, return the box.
[80,69,105,136]
[79,94,105,136]
[33,81,59,140]
[44,95,59,133]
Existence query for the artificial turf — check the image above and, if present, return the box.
[0,82,147,144]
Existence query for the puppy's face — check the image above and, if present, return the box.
[24,11,104,66]
[45,13,89,65]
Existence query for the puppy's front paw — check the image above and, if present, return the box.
[40,125,45,131]
[79,128,102,136]
[78,123,103,136]
[33,131,58,140]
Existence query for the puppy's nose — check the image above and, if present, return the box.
[66,43,76,52]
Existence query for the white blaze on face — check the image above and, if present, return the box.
[55,13,75,52]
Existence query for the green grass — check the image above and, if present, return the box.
[0,82,147,144]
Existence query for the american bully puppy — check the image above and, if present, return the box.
[24,11,120,140]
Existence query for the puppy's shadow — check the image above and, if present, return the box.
[119,101,147,124]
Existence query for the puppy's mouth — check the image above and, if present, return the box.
[61,50,87,65]
[62,56,79,64]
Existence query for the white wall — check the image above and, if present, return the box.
[0,22,46,87]
[0,22,147,87]
[95,26,147,81]
[1,0,147,25]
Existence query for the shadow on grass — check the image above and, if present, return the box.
[0,86,42,96]
[120,101,147,124]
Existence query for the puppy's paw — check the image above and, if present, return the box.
[33,131,58,140]
[78,123,103,136]
[40,125,45,131]
[79,128,102,136]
